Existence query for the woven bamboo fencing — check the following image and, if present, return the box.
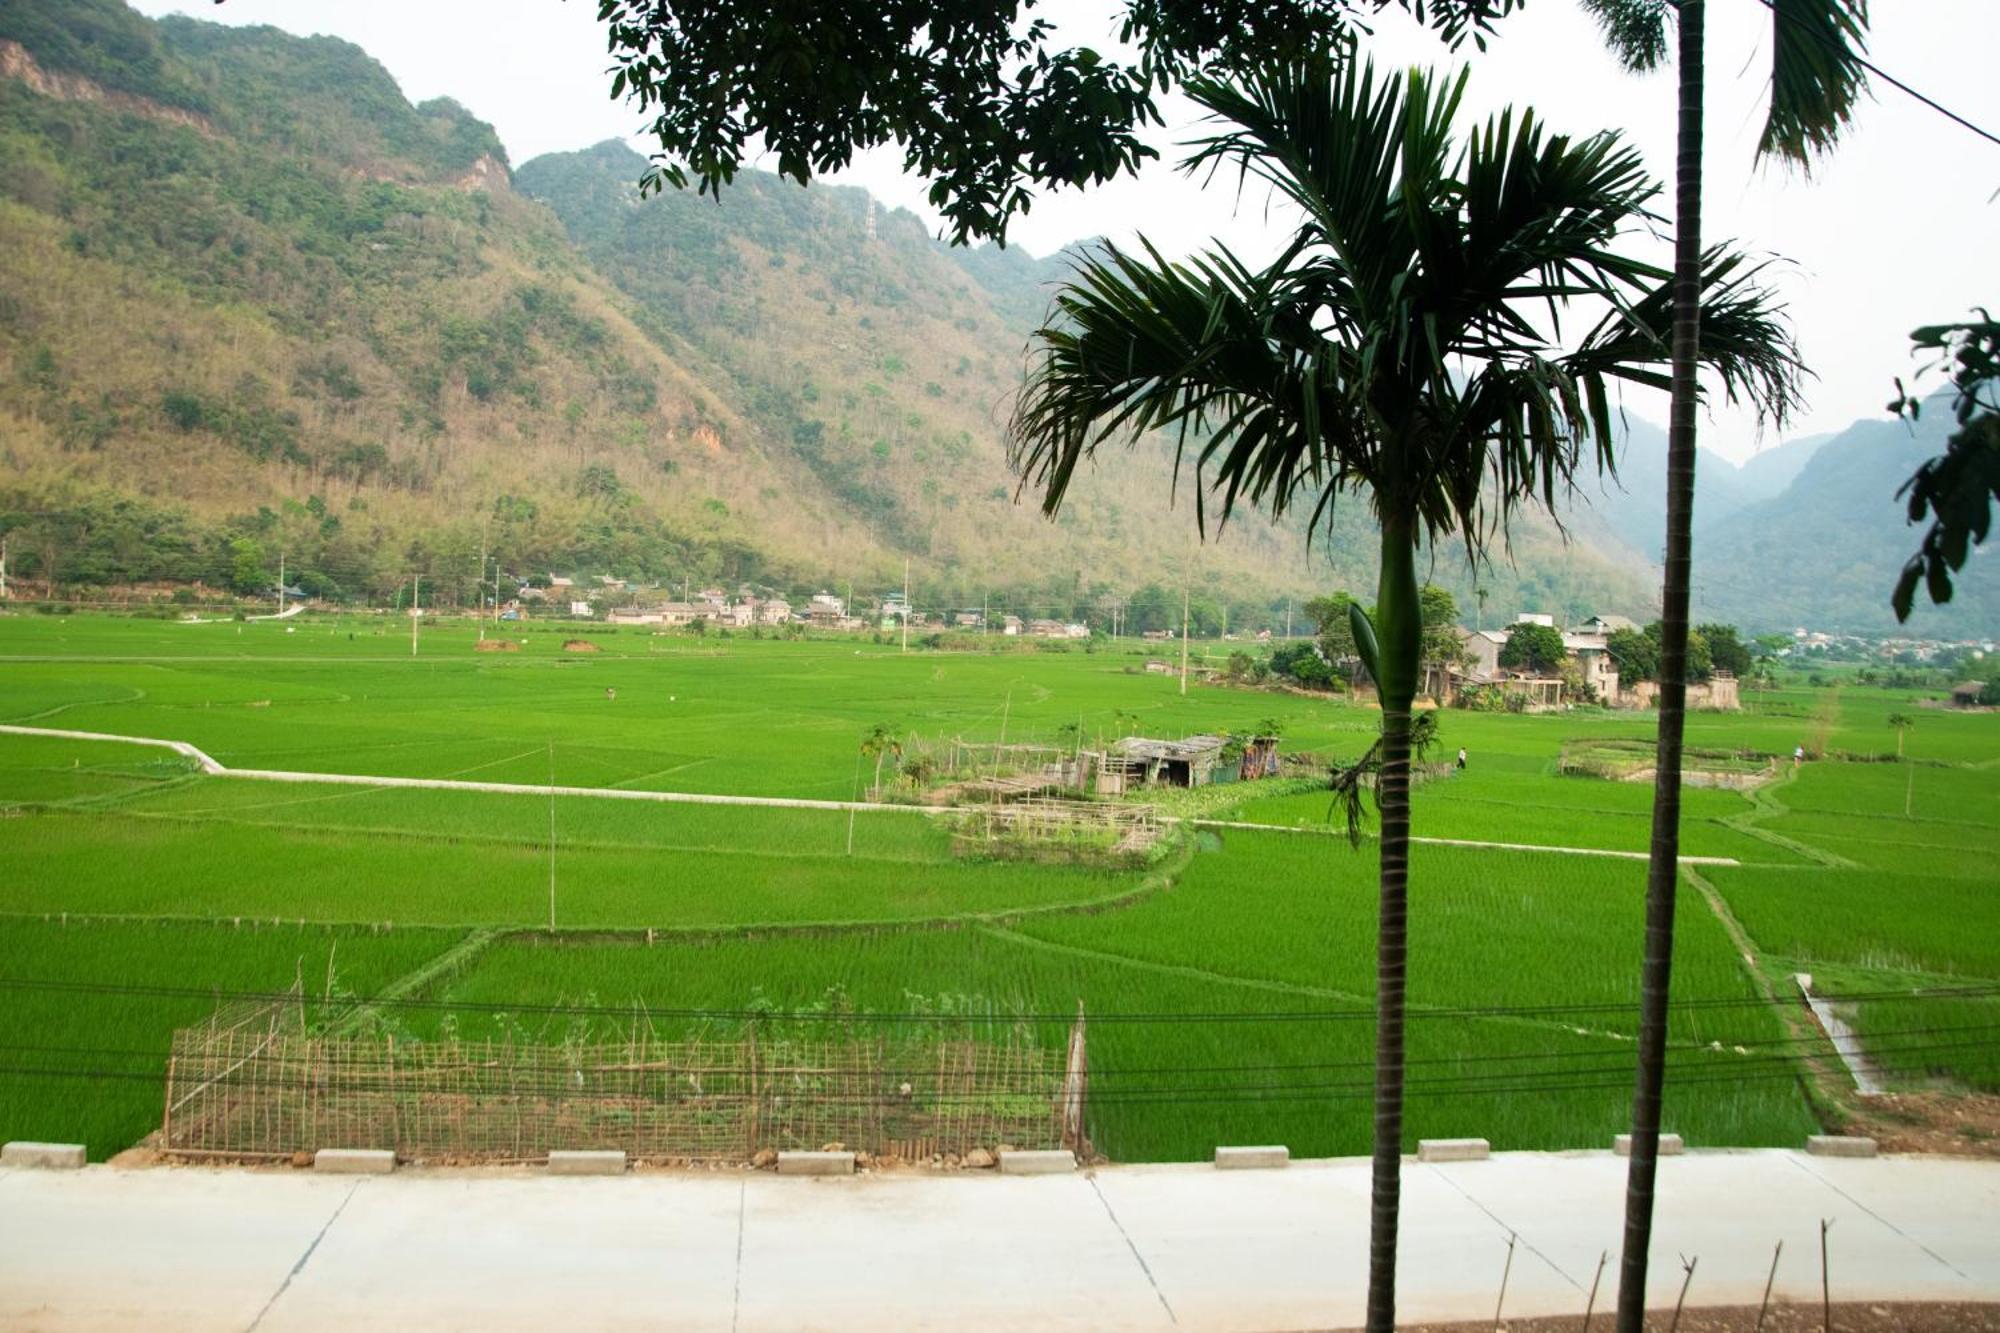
[162,992,1077,1162]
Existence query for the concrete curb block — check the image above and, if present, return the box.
[998,1150,1076,1175]
[1,1142,86,1170]
[1806,1135,1878,1158]
[777,1151,855,1176]
[547,1151,626,1176]
[1614,1134,1683,1157]
[1417,1139,1490,1163]
[314,1149,396,1174]
[1214,1146,1289,1170]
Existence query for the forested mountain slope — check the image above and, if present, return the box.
[4,1,1975,634]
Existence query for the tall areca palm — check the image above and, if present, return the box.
[1008,56,1800,1332]
[1580,6,1868,1325]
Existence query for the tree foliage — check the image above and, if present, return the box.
[1889,313,2000,621]
[1497,622,1566,674]
[1417,584,1465,670]
[1605,626,1658,684]
[596,0,1523,245]
[1582,0,1869,171]
[1695,622,1750,677]
[1305,590,1361,663]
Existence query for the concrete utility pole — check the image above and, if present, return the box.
[901,556,910,653]
[547,739,557,931]
[1285,598,1293,641]
[1179,579,1190,697]
[410,576,420,658]
[277,552,285,617]
[0,537,7,600]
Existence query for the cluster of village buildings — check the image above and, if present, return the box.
[1447,612,1739,709]
[508,578,1089,638]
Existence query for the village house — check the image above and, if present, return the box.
[1000,615,1023,636]
[1560,615,1628,702]
[756,597,791,626]
[807,592,846,626]
[548,575,575,592]
[954,611,985,630]
[1456,628,1510,681]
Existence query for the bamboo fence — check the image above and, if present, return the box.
[161,992,1076,1162]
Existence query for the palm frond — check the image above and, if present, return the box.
[1761,0,1870,168]
[1580,0,1673,73]
[1571,246,1806,429]
[1006,55,1803,566]
[1326,712,1440,845]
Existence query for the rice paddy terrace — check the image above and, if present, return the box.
[1,613,1994,1161]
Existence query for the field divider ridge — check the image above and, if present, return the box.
[0,725,1766,866]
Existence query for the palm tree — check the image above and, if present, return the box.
[1007,55,1800,1332]
[860,722,905,797]
[1887,711,1913,758]
[1580,6,1868,1324]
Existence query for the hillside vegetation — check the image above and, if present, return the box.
[0,0,1672,624]
[0,1,1982,634]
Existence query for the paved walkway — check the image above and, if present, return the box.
[1,1152,1993,1331]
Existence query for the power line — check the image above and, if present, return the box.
[8,1021,1988,1077]
[1751,0,2000,150]
[0,973,1992,1026]
[0,1035,1984,1108]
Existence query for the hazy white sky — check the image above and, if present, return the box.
[136,0,2000,462]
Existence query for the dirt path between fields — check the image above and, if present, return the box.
[0,723,1740,864]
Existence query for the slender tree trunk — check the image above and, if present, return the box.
[1618,4,1703,1329]
[1366,517,1421,1333]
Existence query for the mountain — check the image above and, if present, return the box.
[1566,401,1995,635]
[0,1,833,604]
[1735,431,1836,502]
[0,1,1982,636]
[1573,414,1755,565]
[1694,407,1999,634]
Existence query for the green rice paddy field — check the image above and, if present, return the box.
[1,613,1994,1159]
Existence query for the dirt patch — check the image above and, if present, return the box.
[561,639,600,653]
[473,639,520,653]
[1388,1302,2000,1332]
[1838,1089,2000,1157]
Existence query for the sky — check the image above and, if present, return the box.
[134,0,2000,463]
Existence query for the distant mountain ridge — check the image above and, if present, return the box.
[1575,394,1990,633]
[0,1,1986,634]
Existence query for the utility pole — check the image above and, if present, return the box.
[277,551,285,616]
[0,536,7,600]
[547,739,557,931]
[981,590,987,636]
[1179,578,1190,697]
[901,556,910,653]
[410,575,420,657]
[1285,598,1293,641]
[477,546,487,641]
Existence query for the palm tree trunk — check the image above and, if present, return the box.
[1618,3,1703,1328]
[1366,517,1421,1333]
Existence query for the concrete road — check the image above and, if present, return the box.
[0,1151,1994,1331]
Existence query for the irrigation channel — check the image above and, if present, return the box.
[0,723,1740,864]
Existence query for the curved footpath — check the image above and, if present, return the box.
[0,724,1741,864]
[0,1150,1993,1331]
